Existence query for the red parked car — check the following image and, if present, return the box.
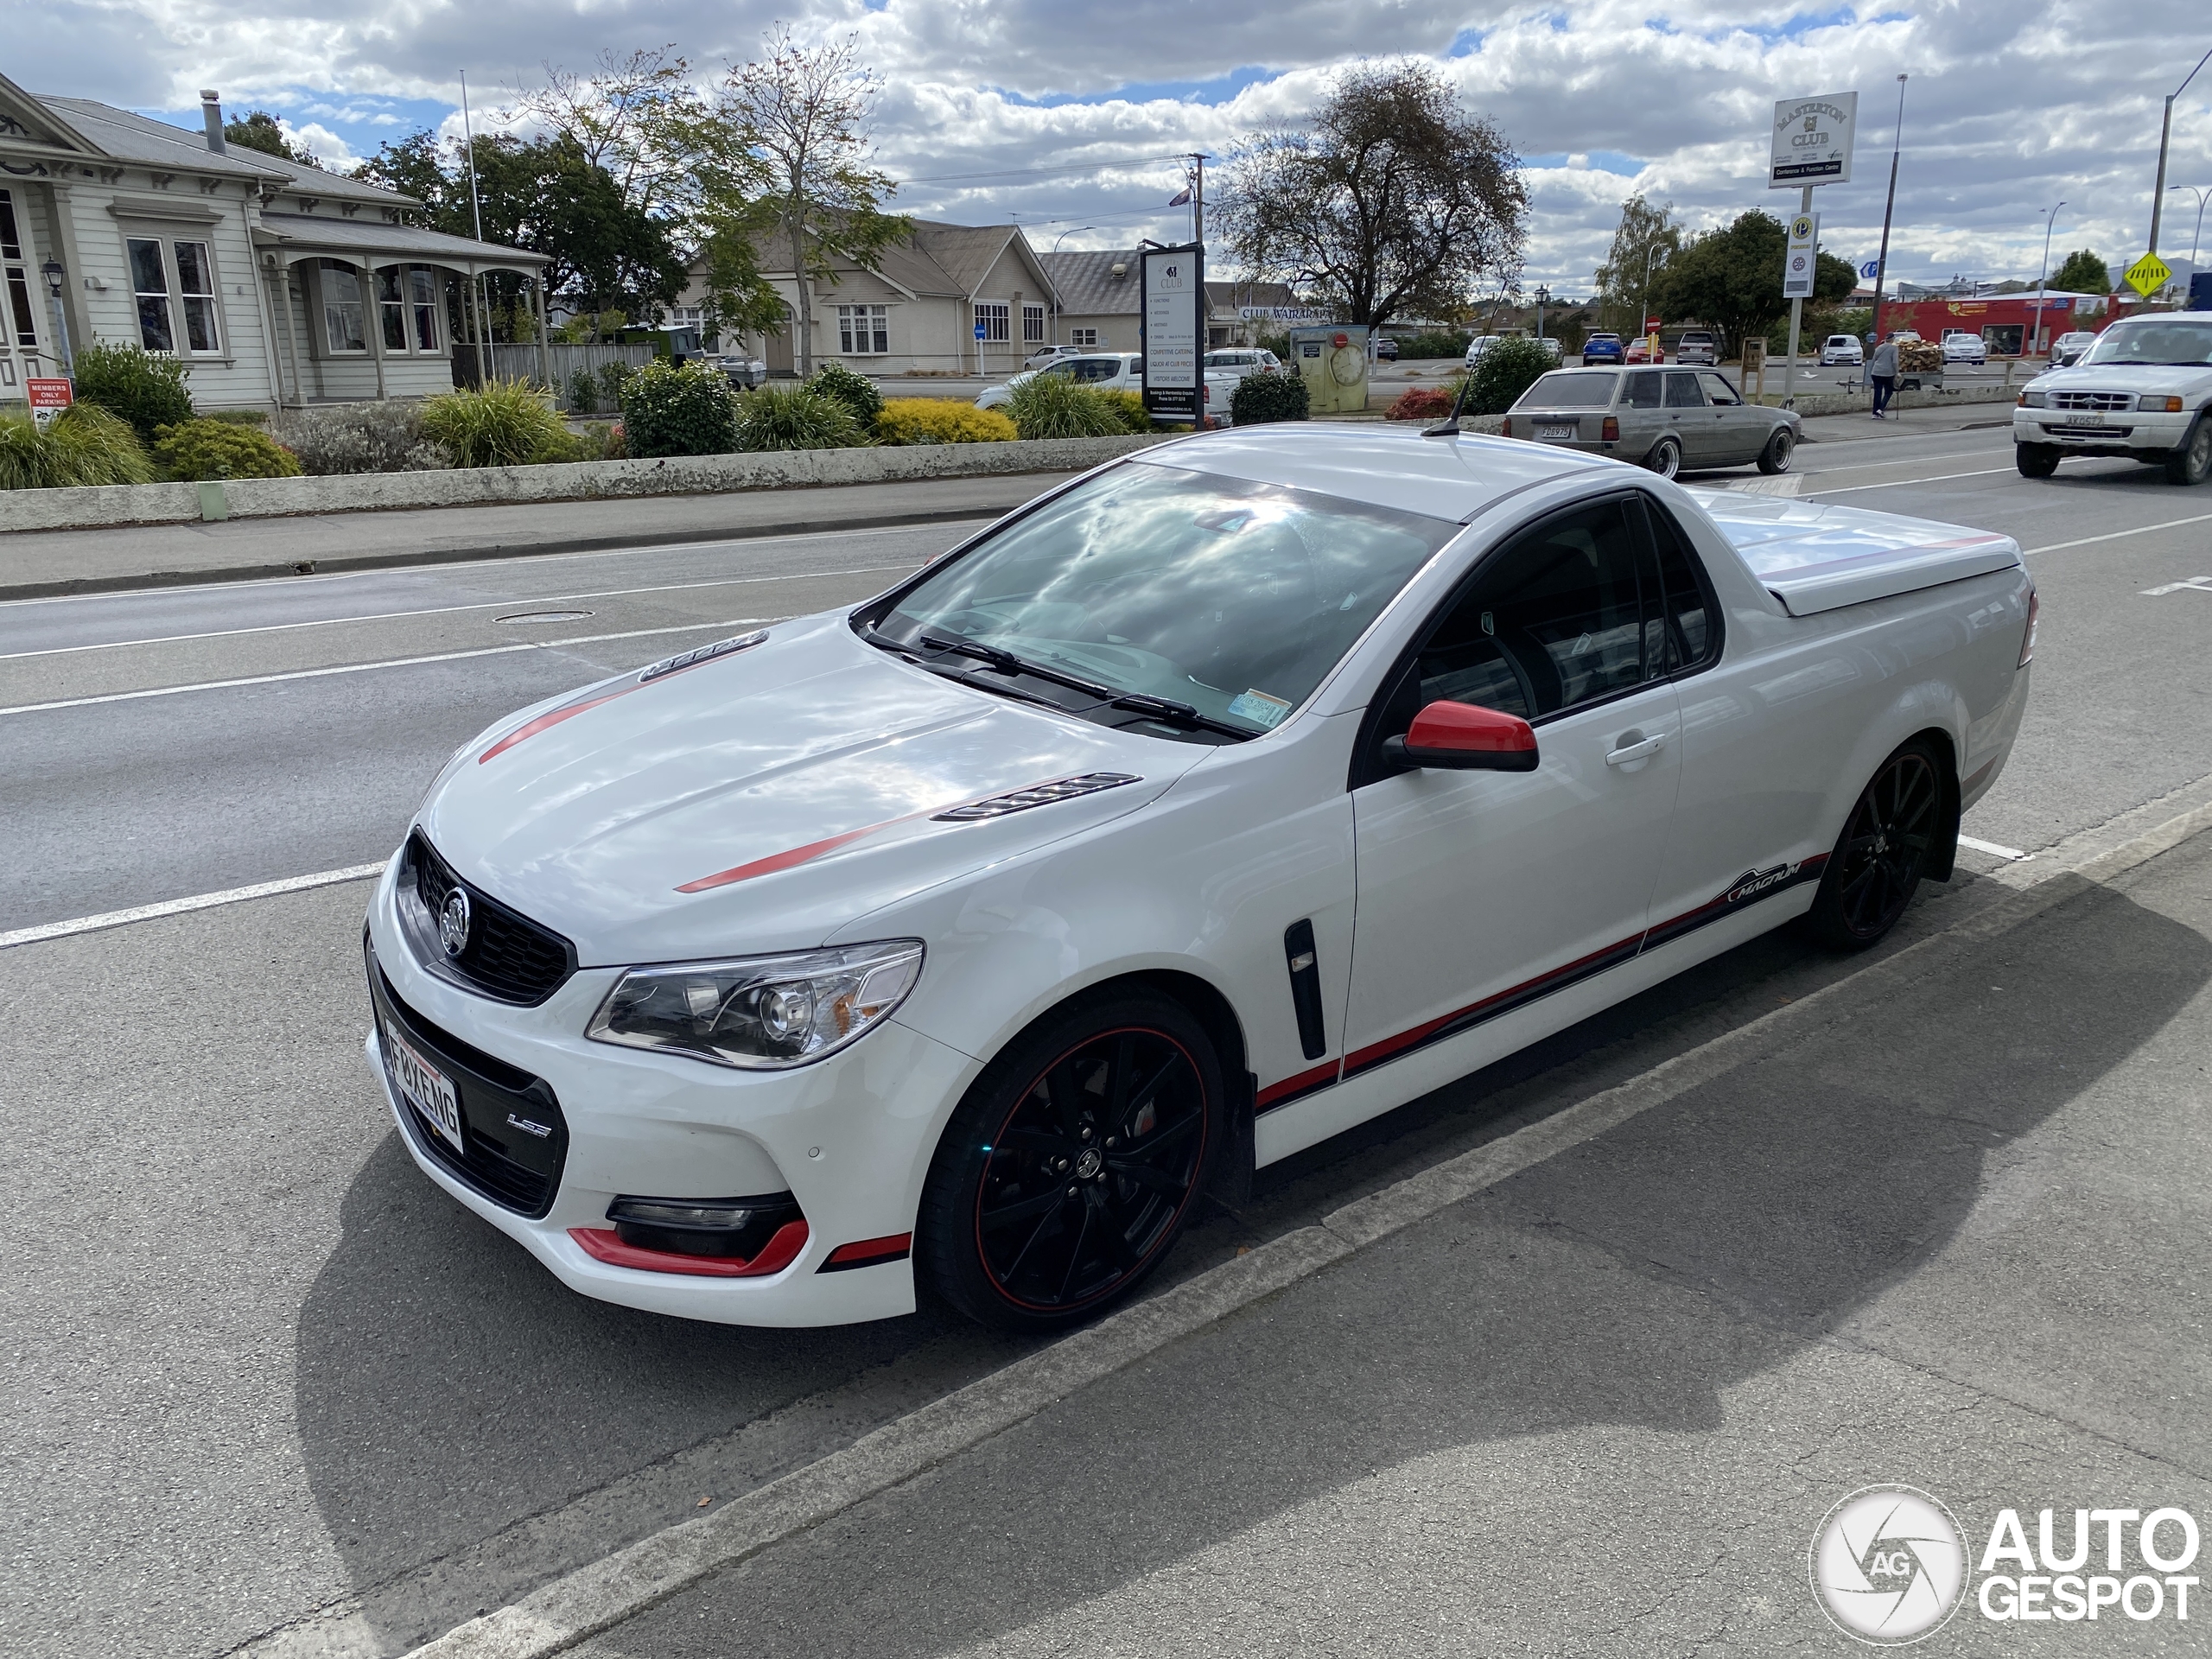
[1623,338,1667,365]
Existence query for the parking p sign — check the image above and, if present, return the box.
[1783,212,1820,300]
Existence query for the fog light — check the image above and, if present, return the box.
[606,1192,803,1258]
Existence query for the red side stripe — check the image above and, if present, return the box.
[823,1232,913,1266]
[1344,929,1646,1076]
[569,1219,810,1278]
[1256,1059,1342,1109]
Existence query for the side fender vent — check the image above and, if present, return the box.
[1284,918,1327,1061]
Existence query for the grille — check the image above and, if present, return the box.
[369,953,569,1218]
[406,831,575,1005]
[2050,391,2134,411]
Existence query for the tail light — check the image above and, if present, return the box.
[1601,415,1620,442]
[2019,586,2038,667]
[1501,416,1514,438]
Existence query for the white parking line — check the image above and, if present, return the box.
[0,563,914,662]
[1957,834,2030,860]
[2027,512,2212,556]
[1804,467,2016,495]
[0,616,769,718]
[0,861,390,949]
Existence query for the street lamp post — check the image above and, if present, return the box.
[1641,246,1663,357]
[2031,201,2064,359]
[2168,184,2211,273]
[1047,225,1097,348]
[38,258,72,375]
[2148,46,2212,256]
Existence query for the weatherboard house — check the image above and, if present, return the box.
[0,71,546,410]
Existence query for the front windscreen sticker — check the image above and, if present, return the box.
[1227,689,1293,728]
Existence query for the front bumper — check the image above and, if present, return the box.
[362,860,982,1325]
[2013,408,2192,454]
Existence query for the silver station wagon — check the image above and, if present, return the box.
[1504,367,1803,479]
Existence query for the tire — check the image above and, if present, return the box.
[2016,443,2060,479]
[2164,416,2212,486]
[1756,428,1795,474]
[1801,739,1944,951]
[917,988,1224,1332]
[1644,435,1683,479]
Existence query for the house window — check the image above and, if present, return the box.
[174,239,219,353]
[1070,327,1098,347]
[0,190,37,348]
[127,238,174,353]
[410,268,439,351]
[838,304,888,354]
[321,261,365,353]
[975,301,1009,343]
[1023,302,1045,343]
[377,268,410,351]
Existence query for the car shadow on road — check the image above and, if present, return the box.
[570,869,2212,1657]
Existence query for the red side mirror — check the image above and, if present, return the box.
[1388,699,1541,772]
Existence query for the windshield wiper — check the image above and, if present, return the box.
[896,628,1251,740]
[919,632,1027,676]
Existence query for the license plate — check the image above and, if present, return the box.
[2060,411,2105,427]
[1535,424,1577,441]
[385,1023,464,1154]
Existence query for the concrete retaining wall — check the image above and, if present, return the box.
[1751,381,2019,418]
[0,432,1179,535]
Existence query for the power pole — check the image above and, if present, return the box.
[461,71,490,362]
[1869,75,1908,350]
[1189,152,1207,245]
[2147,49,2212,256]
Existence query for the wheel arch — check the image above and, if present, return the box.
[1904,723,1962,882]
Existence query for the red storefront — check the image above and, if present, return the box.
[1880,294,2113,356]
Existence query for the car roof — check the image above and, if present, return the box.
[1135,425,1604,524]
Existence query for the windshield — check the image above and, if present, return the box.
[2082,319,2212,367]
[1516,371,1618,409]
[873,464,1459,734]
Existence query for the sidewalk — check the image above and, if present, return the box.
[556,832,2212,1658]
[0,471,1075,601]
[1799,399,2015,444]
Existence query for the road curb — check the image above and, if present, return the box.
[385,794,2212,1659]
[0,503,1012,605]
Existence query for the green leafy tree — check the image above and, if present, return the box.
[1592,196,1681,338]
[721,28,911,378]
[1653,211,1853,352]
[2050,249,2110,295]
[224,110,321,168]
[1217,60,1526,327]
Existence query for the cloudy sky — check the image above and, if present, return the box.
[15,0,2209,298]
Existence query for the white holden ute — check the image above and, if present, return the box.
[365,424,2035,1332]
[2014,311,2212,484]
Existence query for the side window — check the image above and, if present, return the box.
[1663,372,1706,408]
[1416,499,1649,722]
[1697,372,1741,405]
[1642,500,1722,674]
[1624,371,1662,409]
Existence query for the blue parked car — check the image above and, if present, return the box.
[1580,331,1625,365]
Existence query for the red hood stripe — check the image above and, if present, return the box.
[478,690,631,764]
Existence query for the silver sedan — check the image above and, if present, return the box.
[1504,367,1803,479]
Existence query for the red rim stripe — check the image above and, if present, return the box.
[569,1219,810,1278]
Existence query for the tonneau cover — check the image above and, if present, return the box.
[1684,488,2022,617]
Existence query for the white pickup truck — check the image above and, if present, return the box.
[1202,348,1285,423]
[2013,310,2212,485]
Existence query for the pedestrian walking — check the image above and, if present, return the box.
[1868,334,1899,419]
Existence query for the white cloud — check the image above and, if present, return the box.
[23,0,2210,294]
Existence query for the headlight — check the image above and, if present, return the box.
[2139,394,2185,413]
[587,941,924,1069]
[2019,390,2047,407]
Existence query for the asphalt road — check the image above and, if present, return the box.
[3,426,2209,1658]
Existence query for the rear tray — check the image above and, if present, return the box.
[1687,489,2021,616]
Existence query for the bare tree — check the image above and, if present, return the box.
[721,27,907,378]
[1216,60,1525,327]
[510,47,698,219]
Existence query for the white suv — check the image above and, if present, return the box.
[2014,311,2212,484]
[1819,334,1864,366]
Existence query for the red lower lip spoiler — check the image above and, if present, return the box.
[569,1219,810,1277]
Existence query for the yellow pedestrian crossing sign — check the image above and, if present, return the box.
[2124,251,2171,299]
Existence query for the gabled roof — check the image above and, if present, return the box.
[1040,251,1297,317]
[760,218,1061,304]
[29,92,417,207]
[255,213,549,268]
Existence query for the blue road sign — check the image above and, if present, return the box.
[975,322,987,340]
[1859,259,1881,280]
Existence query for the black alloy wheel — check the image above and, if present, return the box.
[2016,443,2060,479]
[1757,428,1795,475]
[920,991,1221,1332]
[2165,416,2212,486]
[1645,435,1683,479]
[1803,741,1944,950]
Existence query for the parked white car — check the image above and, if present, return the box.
[1819,335,1864,366]
[1202,347,1285,424]
[1464,334,1504,366]
[2050,331,2097,368]
[1942,331,1989,365]
[366,423,2033,1332]
[2014,310,2212,485]
[1024,344,1084,370]
[976,352,1142,410]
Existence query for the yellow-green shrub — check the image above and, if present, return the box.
[0,404,156,489]
[876,398,1018,445]
[1098,389,1156,434]
[152,417,302,480]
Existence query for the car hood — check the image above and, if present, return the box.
[2027,363,2212,394]
[418,613,1205,966]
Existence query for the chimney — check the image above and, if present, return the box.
[200,91,226,155]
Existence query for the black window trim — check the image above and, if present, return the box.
[1347,487,1722,791]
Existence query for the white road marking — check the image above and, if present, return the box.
[1804,467,2016,494]
[0,861,390,949]
[0,616,769,718]
[1957,834,2030,860]
[2141,576,2212,596]
[2026,512,2212,556]
[0,564,913,662]
[394,794,2212,1659]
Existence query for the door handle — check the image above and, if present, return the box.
[1605,731,1669,766]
